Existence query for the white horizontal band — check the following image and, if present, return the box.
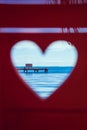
[0,27,87,33]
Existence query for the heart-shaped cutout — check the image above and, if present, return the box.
[11,40,78,99]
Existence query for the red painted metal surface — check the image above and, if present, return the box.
[0,4,87,27]
[0,4,87,130]
[0,33,87,129]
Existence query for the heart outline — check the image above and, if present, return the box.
[11,40,78,99]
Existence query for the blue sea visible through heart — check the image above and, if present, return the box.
[17,66,73,98]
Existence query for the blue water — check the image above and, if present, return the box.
[17,66,73,98]
[17,66,73,73]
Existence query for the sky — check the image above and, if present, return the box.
[0,0,48,4]
[0,27,87,33]
[0,0,86,4]
[11,40,78,67]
